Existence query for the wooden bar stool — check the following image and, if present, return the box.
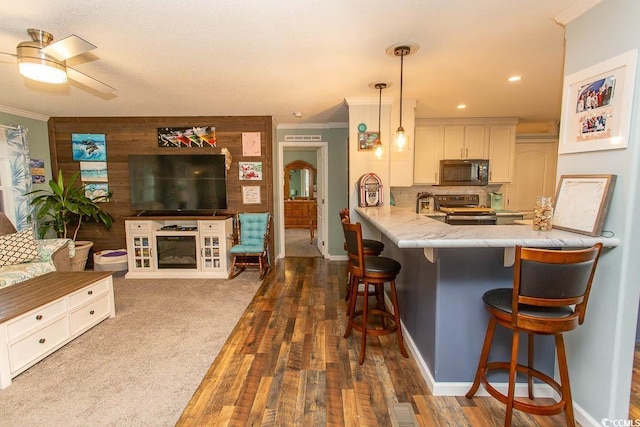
[341,220,408,364]
[466,243,603,426]
[339,208,384,304]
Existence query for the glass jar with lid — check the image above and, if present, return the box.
[533,196,553,231]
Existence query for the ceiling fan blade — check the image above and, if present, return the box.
[67,67,116,94]
[41,34,96,61]
[0,52,17,63]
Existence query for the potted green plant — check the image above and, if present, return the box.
[28,170,113,271]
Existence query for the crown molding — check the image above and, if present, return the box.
[0,105,49,121]
[554,0,603,25]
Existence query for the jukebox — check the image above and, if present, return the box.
[358,173,383,207]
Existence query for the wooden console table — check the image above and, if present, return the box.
[0,271,115,388]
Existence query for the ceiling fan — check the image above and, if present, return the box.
[0,28,116,94]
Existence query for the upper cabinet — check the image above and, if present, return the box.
[487,125,516,183]
[414,126,444,184]
[413,118,518,185]
[443,125,487,159]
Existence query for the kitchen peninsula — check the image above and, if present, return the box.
[354,205,619,395]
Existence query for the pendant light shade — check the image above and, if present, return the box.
[372,82,387,160]
[392,45,413,153]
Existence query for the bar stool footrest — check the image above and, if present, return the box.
[479,361,566,416]
[349,309,399,337]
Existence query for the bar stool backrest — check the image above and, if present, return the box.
[339,208,350,222]
[341,220,365,277]
[514,243,603,326]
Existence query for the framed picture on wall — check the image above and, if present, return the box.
[552,174,616,236]
[241,186,261,204]
[558,49,638,154]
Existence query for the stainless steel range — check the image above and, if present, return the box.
[435,194,497,225]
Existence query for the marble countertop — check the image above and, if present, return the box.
[355,206,619,249]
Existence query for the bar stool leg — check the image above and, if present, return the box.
[556,334,575,426]
[375,283,387,329]
[505,330,520,427]
[345,274,357,316]
[359,280,369,365]
[467,318,497,398]
[389,280,408,358]
[527,333,535,400]
[344,278,359,338]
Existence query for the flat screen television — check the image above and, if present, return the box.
[128,154,227,214]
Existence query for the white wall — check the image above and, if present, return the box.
[562,0,640,421]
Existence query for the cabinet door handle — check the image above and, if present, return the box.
[88,290,93,295]
[460,148,464,158]
[39,338,46,344]
[466,148,469,157]
[90,310,95,315]
[36,315,43,320]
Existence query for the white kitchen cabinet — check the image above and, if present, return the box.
[442,125,487,159]
[414,126,444,184]
[488,125,516,183]
[504,138,558,211]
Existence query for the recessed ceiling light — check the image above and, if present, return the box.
[293,112,303,118]
[508,75,522,82]
[457,104,466,109]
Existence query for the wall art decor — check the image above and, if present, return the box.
[29,159,45,184]
[72,133,107,161]
[358,131,379,151]
[80,161,108,182]
[239,162,262,180]
[552,174,616,236]
[559,49,637,154]
[220,147,232,170]
[84,183,110,202]
[241,186,261,204]
[242,132,261,156]
[157,126,217,147]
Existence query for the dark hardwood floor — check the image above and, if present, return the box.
[630,344,640,421]
[177,257,575,426]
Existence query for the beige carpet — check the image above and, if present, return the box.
[285,228,322,257]
[0,272,262,427]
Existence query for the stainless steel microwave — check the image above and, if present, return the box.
[439,159,489,186]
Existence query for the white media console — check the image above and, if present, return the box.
[124,216,233,279]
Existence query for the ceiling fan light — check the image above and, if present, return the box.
[17,41,67,84]
[19,59,67,84]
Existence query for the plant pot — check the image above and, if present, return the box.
[70,240,94,271]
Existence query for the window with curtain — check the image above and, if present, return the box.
[0,125,32,231]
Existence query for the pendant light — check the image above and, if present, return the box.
[372,82,387,160]
[390,44,417,152]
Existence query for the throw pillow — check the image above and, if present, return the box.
[0,228,40,267]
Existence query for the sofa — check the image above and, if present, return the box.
[0,212,74,288]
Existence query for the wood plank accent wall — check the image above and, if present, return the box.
[47,116,273,262]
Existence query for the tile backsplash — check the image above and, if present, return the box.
[391,184,504,211]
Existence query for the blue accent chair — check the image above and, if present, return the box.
[228,213,271,279]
